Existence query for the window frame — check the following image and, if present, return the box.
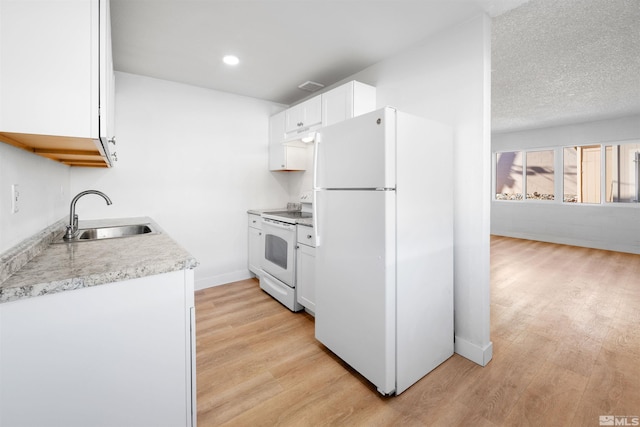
[493,140,640,208]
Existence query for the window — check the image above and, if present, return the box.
[563,146,601,203]
[526,150,554,200]
[495,141,640,205]
[495,151,523,200]
[605,142,640,203]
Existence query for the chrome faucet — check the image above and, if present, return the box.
[63,190,113,241]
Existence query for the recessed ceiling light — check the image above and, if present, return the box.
[223,55,239,66]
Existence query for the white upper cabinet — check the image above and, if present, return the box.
[269,110,307,171]
[268,81,376,171]
[0,0,115,167]
[285,96,322,135]
[322,81,376,128]
[269,110,286,144]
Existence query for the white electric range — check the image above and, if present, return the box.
[259,193,312,311]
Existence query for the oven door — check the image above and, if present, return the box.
[261,218,296,287]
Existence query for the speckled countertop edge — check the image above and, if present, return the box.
[0,217,198,305]
[0,217,67,284]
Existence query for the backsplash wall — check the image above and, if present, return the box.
[70,72,292,289]
[0,143,70,253]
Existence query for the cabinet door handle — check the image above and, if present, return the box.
[108,137,116,145]
[307,235,312,239]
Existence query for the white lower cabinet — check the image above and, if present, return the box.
[248,213,263,276]
[296,225,316,314]
[0,269,196,427]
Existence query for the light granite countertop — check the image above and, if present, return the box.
[0,217,198,305]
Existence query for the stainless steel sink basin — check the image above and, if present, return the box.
[78,224,154,240]
[56,223,158,243]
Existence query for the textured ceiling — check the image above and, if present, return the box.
[492,0,640,132]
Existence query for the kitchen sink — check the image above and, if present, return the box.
[78,224,154,240]
[56,223,158,243]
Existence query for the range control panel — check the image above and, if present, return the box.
[299,190,313,203]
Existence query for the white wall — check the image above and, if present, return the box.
[3,14,493,366]
[302,15,493,365]
[0,143,69,253]
[70,72,292,289]
[492,115,640,254]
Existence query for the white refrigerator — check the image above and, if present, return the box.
[313,107,454,395]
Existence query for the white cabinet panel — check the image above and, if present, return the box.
[248,214,263,276]
[269,143,307,171]
[322,81,376,128]
[269,110,307,171]
[0,0,114,167]
[269,110,286,144]
[0,270,196,427]
[296,225,316,313]
[285,96,322,134]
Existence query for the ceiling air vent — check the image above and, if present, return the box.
[297,80,324,92]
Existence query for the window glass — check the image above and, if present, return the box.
[605,142,640,203]
[495,151,523,200]
[265,234,288,269]
[526,150,554,200]
[564,145,601,203]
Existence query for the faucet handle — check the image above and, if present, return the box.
[63,224,74,240]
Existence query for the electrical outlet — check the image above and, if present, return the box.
[11,184,19,214]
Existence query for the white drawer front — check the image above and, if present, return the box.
[248,214,261,229]
[296,225,315,247]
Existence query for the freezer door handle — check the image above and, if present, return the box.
[313,189,320,247]
[312,132,321,190]
[313,133,321,247]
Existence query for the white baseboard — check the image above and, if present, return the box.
[455,336,493,366]
[194,270,255,291]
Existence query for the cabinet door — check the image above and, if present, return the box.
[99,0,116,158]
[269,145,307,171]
[248,223,263,275]
[0,270,194,427]
[322,82,353,128]
[296,243,316,313]
[0,0,96,137]
[0,0,114,167]
[285,96,322,133]
[322,81,376,128]
[269,110,286,144]
[269,143,287,170]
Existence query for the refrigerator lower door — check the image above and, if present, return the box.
[315,189,396,395]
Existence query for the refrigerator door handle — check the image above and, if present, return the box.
[313,189,320,247]
[313,133,321,247]
[312,132,321,190]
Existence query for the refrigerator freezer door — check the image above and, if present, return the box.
[315,107,396,190]
[314,189,396,395]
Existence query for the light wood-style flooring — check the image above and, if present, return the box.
[195,236,640,426]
